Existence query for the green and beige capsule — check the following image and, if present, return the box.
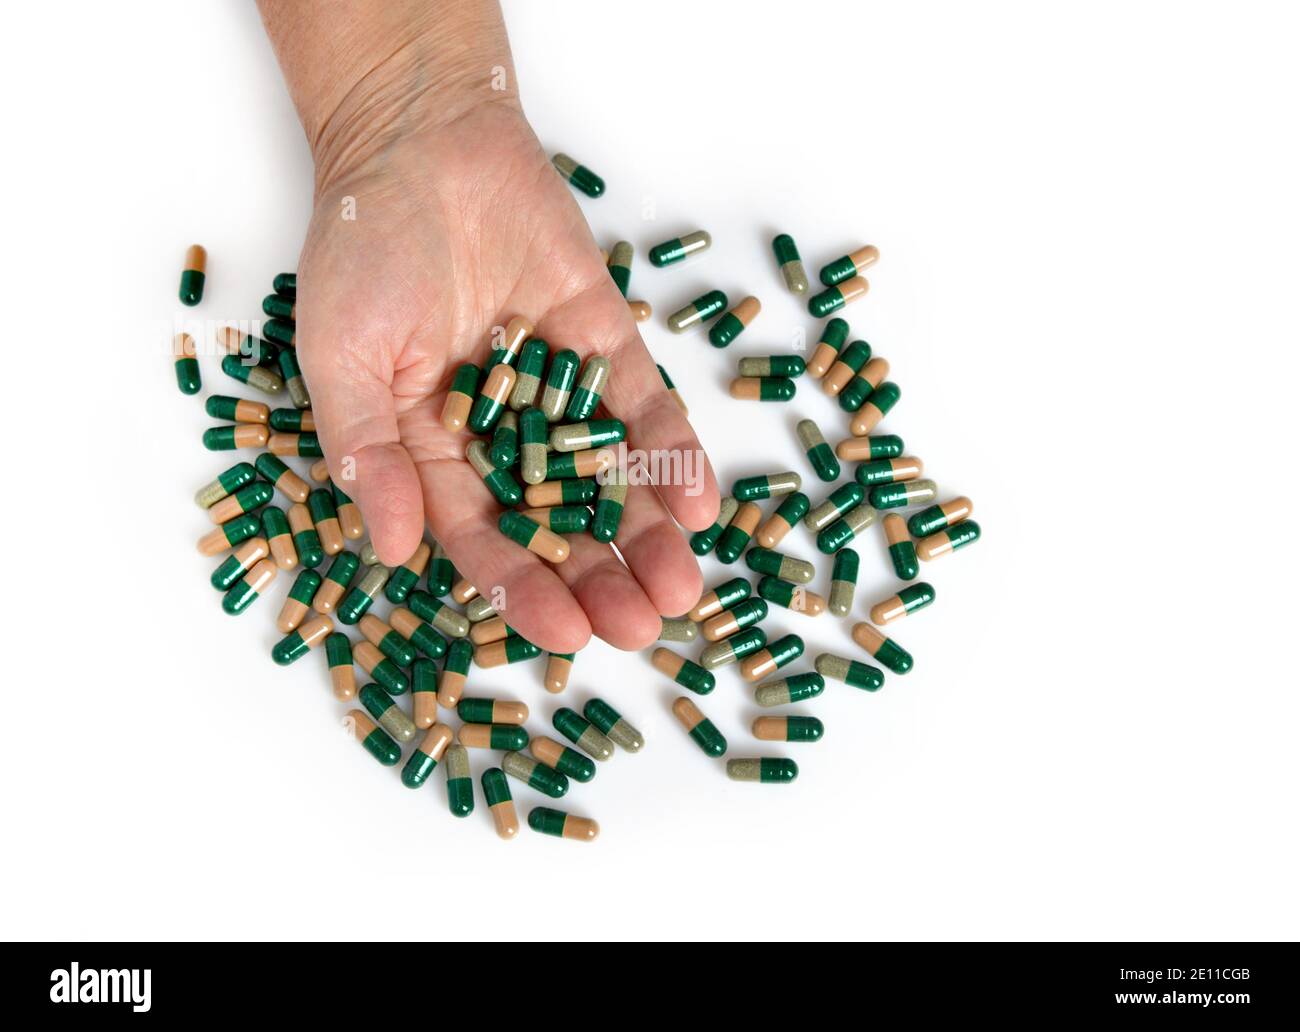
[486,315,532,370]
[521,505,591,534]
[551,152,605,197]
[756,492,810,549]
[527,807,599,841]
[407,590,470,638]
[657,363,688,414]
[771,233,810,294]
[172,332,201,394]
[271,614,333,666]
[458,723,529,751]
[868,582,936,626]
[753,716,824,743]
[795,419,840,484]
[651,647,716,695]
[530,736,596,783]
[815,651,885,691]
[456,698,528,725]
[263,318,295,347]
[519,406,549,485]
[819,244,880,287]
[254,453,308,504]
[738,355,806,378]
[267,431,322,458]
[756,576,826,616]
[389,607,448,662]
[276,568,320,632]
[822,339,872,397]
[583,698,644,752]
[503,751,569,799]
[544,651,574,694]
[308,488,343,555]
[606,241,632,296]
[206,481,272,525]
[671,696,727,757]
[206,395,269,425]
[220,354,283,397]
[702,596,769,639]
[740,632,805,683]
[489,410,519,470]
[219,328,279,367]
[468,361,515,434]
[839,357,890,412]
[807,317,850,379]
[273,272,296,296]
[709,295,761,348]
[466,439,522,506]
[909,497,974,538]
[354,640,410,695]
[807,275,869,318]
[917,520,981,561]
[686,576,752,622]
[729,376,796,401]
[850,381,901,436]
[178,244,206,305]
[277,348,310,410]
[440,362,480,432]
[444,744,475,817]
[209,536,267,589]
[746,547,815,585]
[345,709,401,767]
[817,502,878,554]
[552,707,615,761]
[499,510,570,563]
[437,638,474,709]
[427,540,454,597]
[474,633,542,668]
[312,551,360,614]
[359,682,416,740]
[592,469,628,543]
[540,348,581,422]
[509,338,550,411]
[326,632,357,701]
[726,758,798,783]
[287,502,324,568]
[869,478,937,511]
[649,230,711,267]
[384,542,431,604]
[358,614,417,667]
[733,471,801,503]
[699,627,767,670]
[401,724,453,788]
[883,514,919,580]
[716,501,762,564]
[550,417,624,452]
[850,623,913,675]
[855,455,923,488]
[197,515,260,558]
[481,767,520,839]
[754,671,825,707]
[836,433,906,463]
[222,558,276,615]
[667,289,728,333]
[335,562,389,624]
[828,547,859,617]
[202,423,269,451]
[194,461,256,510]
[689,496,738,555]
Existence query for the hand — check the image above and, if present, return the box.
[295,98,718,653]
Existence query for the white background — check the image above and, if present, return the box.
[1,0,1297,941]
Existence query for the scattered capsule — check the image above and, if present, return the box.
[754,671,825,707]
[209,536,268,591]
[384,542,430,604]
[390,607,448,662]
[218,327,279,366]
[734,472,801,506]
[754,716,824,742]
[254,453,308,504]
[727,758,798,783]
[222,558,276,615]
[690,496,738,555]
[815,652,885,691]
[278,348,311,409]
[883,514,920,580]
[771,233,809,294]
[658,617,698,644]
[808,275,869,318]
[869,582,936,626]
[757,577,826,616]
[308,489,344,556]
[746,547,815,585]
[335,562,388,624]
[467,439,523,505]
[489,410,519,470]
[540,348,580,422]
[345,709,400,766]
[551,152,604,197]
[178,244,206,305]
[543,651,574,694]
[909,497,974,537]
[592,471,627,543]
[552,707,615,760]
[756,492,810,549]
[278,569,321,632]
[838,356,890,412]
[428,541,455,596]
[528,806,598,841]
[207,481,272,525]
[835,434,905,462]
[444,744,475,817]
[197,516,261,557]
[657,363,687,414]
[740,633,805,682]
[407,590,470,638]
[687,576,751,622]
[267,431,322,458]
[716,501,761,563]
[441,363,480,432]
[272,613,333,665]
[459,723,529,751]
[917,520,981,561]
[468,362,515,434]
[220,354,283,396]
[606,241,633,296]
[488,315,533,370]
[807,318,849,379]
[359,613,417,667]
[699,627,767,670]
[508,338,550,411]
[530,736,596,782]
[850,622,914,675]
[202,424,269,451]
[869,478,938,510]
[325,632,357,701]
[438,638,474,708]
[359,682,416,742]
[272,272,296,297]
[550,417,624,452]
[583,698,643,752]
[709,295,761,348]
[730,376,796,401]
[194,462,257,510]
[312,551,360,614]
[851,381,901,436]
[263,318,295,347]
[518,406,549,485]
[172,332,201,394]
[651,647,716,695]
[856,455,924,488]
[671,697,727,757]
[451,578,478,604]
[502,751,569,799]
[667,289,728,333]
[817,502,878,554]
[475,634,542,668]
[628,299,652,321]
[648,230,711,267]
[262,506,297,569]
[522,505,591,534]
[828,547,859,617]
[819,244,880,287]
[401,723,453,788]
[738,355,805,378]
[702,597,768,640]
[262,292,295,321]
[456,698,528,726]
[791,420,839,484]
[287,502,324,568]
[822,340,871,397]
[205,395,269,426]
[354,640,410,695]
[498,510,570,564]
[481,767,519,838]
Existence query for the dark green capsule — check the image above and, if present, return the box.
[713,596,768,633]
[509,339,550,411]
[179,268,205,306]
[583,698,644,752]
[648,230,711,267]
[920,520,981,558]
[716,506,758,564]
[738,355,806,378]
[540,349,580,421]
[399,614,447,660]
[444,637,474,677]
[771,233,810,294]
[427,541,454,597]
[816,652,886,690]
[695,576,751,617]
[494,635,543,666]
[887,521,920,580]
[489,411,519,469]
[262,293,295,321]
[401,739,440,789]
[687,713,727,758]
[499,510,543,550]
[445,745,475,817]
[263,318,295,347]
[466,724,530,751]
[862,381,901,422]
[271,622,325,665]
[221,567,269,614]
[549,417,625,452]
[373,625,416,667]
[174,355,201,394]
[272,272,296,297]
[219,481,272,519]
[763,715,824,742]
[325,631,352,669]
[668,289,728,332]
[691,497,738,555]
[210,514,260,556]
[503,752,569,798]
[810,317,849,371]
[447,363,481,409]
[288,568,322,607]
[746,547,814,584]
[756,576,811,611]
[856,434,906,461]
[794,419,840,482]
[551,153,605,197]
[321,550,360,592]
[265,407,308,432]
[357,722,401,767]
[532,505,591,533]
[592,477,627,543]
[727,757,799,783]
[760,634,806,672]
[769,492,811,532]
[194,462,256,509]
[734,472,802,503]
[839,370,880,412]
[202,425,258,451]
[527,806,589,837]
[655,647,716,695]
[307,488,337,526]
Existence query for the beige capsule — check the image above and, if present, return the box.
[336,496,364,540]
[267,526,297,570]
[314,513,345,557]
[756,510,797,549]
[451,578,479,604]
[270,466,310,504]
[627,300,651,322]
[330,656,357,702]
[277,590,311,634]
[308,458,330,482]
[229,399,270,425]
[223,425,270,449]
[470,615,510,646]
[544,652,572,694]
[416,722,454,763]
[196,515,263,554]
[441,388,473,433]
[437,663,467,709]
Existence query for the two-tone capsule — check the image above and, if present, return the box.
[335,562,389,624]
[345,709,400,767]
[820,245,879,286]
[326,632,357,700]
[838,357,890,413]
[528,807,598,841]
[807,275,869,318]
[687,576,751,622]
[746,547,815,584]
[498,511,570,564]
[740,633,805,682]
[592,468,627,543]
[468,439,522,505]
[543,651,574,694]
[850,381,901,436]
[308,489,344,556]
[771,233,809,294]
[354,640,410,695]
[481,767,519,839]
[729,376,796,401]
[909,497,974,537]
[407,590,470,638]
[255,453,309,504]
[194,462,256,510]
[467,361,515,434]
[272,614,333,665]
[822,339,871,397]
[565,356,611,422]
[384,542,430,603]
[856,455,924,488]
[701,595,768,640]
[474,634,542,668]
[657,363,687,414]
[359,613,417,667]
[606,242,632,296]
[817,502,878,554]
[173,332,201,394]
[222,559,277,615]
[459,723,529,751]
[444,744,474,817]
[178,244,206,305]
[401,723,453,788]
[202,424,269,451]
[805,483,865,532]
[551,153,604,197]
[869,582,936,626]
[502,750,569,799]
[716,502,762,564]
[815,652,885,691]
[552,707,614,760]
[530,736,596,782]
[796,419,840,482]
[757,576,825,616]
[850,623,914,675]
[917,520,981,561]
[549,418,624,452]
[440,363,480,432]
[828,547,859,617]
[277,569,320,631]
[262,507,296,569]
[207,481,272,525]
[738,356,805,378]
[690,497,737,556]
[726,758,798,783]
[869,478,937,510]
[754,671,824,707]
[671,697,727,757]
[220,354,283,397]
[407,657,441,729]
[209,537,268,590]
[197,516,261,558]
[583,698,644,752]
[359,682,416,741]
[883,514,919,579]
[648,230,710,267]
[734,471,801,503]
[753,716,824,742]
[438,638,474,709]
[756,493,809,549]
[807,318,849,379]
[835,434,905,463]
[509,338,550,411]
[667,289,727,333]
[699,627,767,670]
[709,296,761,348]
[313,551,360,614]
[659,617,698,643]
[540,348,580,422]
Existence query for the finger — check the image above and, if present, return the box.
[416,455,592,654]
[611,479,704,620]
[551,532,662,651]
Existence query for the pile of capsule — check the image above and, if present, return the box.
[177,251,647,843]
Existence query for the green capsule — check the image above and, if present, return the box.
[809,317,849,377]
[208,514,260,557]
[509,339,550,411]
[202,425,260,451]
[533,738,596,782]
[727,757,798,783]
[592,474,627,543]
[755,715,824,743]
[263,318,295,347]
[221,559,274,614]
[853,434,907,462]
[359,682,416,741]
[221,354,283,396]
[709,296,760,348]
[179,245,206,305]
[859,381,901,426]
[336,563,389,624]
[883,514,920,580]
[466,439,522,506]
[651,647,715,695]
[731,375,797,401]
[278,349,310,409]
[549,417,624,452]
[917,520,981,560]
[746,547,815,584]
[427,541,454,597]
[325,630,352,666]
[716,501,760,564]
[738,355,806,378]
[817,502,878,554]
[286,567,322,609]
[829,548,859,617]
[771,233,810,294]
[552,707,615,761]
[667,289,728,333]
[540,348,580,422]
[407,590,470,638]
[800,483,863,530]
[271,615,331,665]
[517,407,549,486]
[527,806,598,840]
[444,744,475,817]
[868,478,936,511]
[444,363,481,430]
[699,627,767,670]
[487,411,519,470]
[807,276,868,318]
[362,649,410,696]
[908,497,973,537]
[606,242,632,296]
[649,230,711,267]
[401,723,451,788]
[527,505,591,533]
[395,611,447,660]
[350,711,401,766]
[195,462,257,509]
[262,293,294,321]
[754,671,824,707]
[205,395,263,424]
[816,652,885,690]
[819,245,879,287]
[502,751,569,799]
[551,152,604,197]
[583,698,644,752]
[796,419,840,482]
[733,471,801,503]
[273,272,296,297]
[690,497,737,555]
[870,582,936,625]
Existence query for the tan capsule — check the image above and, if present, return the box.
[225,425,270,449]
[452,578,479,604]
[807,343,839,380]
[417,722,454,763]
[854,357,890,393]
[563,448,614,479]
[277,593,311,634]
[271,466,310,504]
[730,501,763,538]
[552,814,600,841]
[701,609,750,642]
[671,696,708,733]
[267,528,297,570]
[287,502,313,539]
[197,519,257,556]
[308,458,330,482]
[521,523,570,564]
[312,573,347,614]
[296,615,335,651]
[740,649,780,683]
[352,640,389,680]
[497,316,533,364]
[470,615,510,645]
[687,588,729,623]
[266,433,304,456]
[479,363,517,411]
[437,665,467,709]
[485,700,529,724]
[850,389,897,436]
[337,497,365,540]
[729,378,771,401]
[627,300,652,322]
[441,389,473,432]
[544,652,572,694]
[837,276,870,304]
[756,511,796,549]
[184,243,206,274]
[847,245,880,273]
[752,717,789,741]
[330,658,357,701]
[358,614,398,652]
[229,399,270,425]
